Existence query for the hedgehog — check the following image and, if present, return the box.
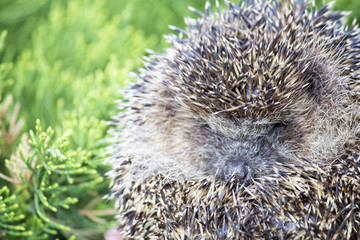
[106,0,360,239]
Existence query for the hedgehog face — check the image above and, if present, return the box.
[200,116,288,181]
[155,0,360,182]
[182,66,352,181]
[116,0,360,184]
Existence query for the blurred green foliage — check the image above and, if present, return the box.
[332,0,360,24]
[0,0,358,239]
[2,120,103,239]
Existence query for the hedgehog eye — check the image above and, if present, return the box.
[273,122,287,128]
[202,123,210,129]
[303,70,321,94]
[271,122,287,133]
[306,77,316,94]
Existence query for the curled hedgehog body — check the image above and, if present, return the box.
[107,0,360,239]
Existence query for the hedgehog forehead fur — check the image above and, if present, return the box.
[107,1,360,237]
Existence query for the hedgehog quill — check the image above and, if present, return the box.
[107,0,360,239]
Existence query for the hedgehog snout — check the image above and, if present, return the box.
[220,159,253,183]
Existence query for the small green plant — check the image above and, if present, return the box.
[0,120,112,239]
[0,185,32,238]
